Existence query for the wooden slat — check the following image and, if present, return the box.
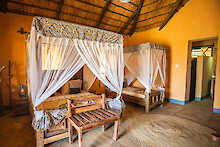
[70,116,83,126]
[84,112,99,122]
[73,104,102,114]
[104,109,118,116]
[87,111,102,120]
[74,114,86,125]
[82,115,119,130]
[69,117,82,129]
[94,110,109,119]
[44,132,68,144]
[97,109,114,117]
[90,111,106,120]
[78,113,91,124]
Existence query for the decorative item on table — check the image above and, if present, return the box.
[18,84,26,98]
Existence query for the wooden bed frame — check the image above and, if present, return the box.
[122,87,164,112]
[35,92,103,147]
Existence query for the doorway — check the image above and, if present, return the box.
[186,37,218,108]
[189,58,197,101]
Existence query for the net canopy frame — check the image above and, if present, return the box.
[124,42,166,96]
[27,17,124,130]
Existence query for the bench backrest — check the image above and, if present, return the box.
[67,93,105,117]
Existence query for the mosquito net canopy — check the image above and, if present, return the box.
[124,42,166,95]
[27,17,124,130]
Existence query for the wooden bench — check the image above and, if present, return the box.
[67,94,120,147]
[35,92,102,147]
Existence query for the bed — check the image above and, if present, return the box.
[27,17,124,147]
[122,87,163,112]
[123,42,166,112]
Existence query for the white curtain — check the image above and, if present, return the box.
[124,43,166,95]
[74,39,124,109]
[29,28,84,129]
[83,65,96,90]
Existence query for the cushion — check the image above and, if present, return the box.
[69,79,82,94]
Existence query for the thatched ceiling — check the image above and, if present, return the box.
[0,0,189,35]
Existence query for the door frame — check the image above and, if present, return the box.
[185,37,218,102]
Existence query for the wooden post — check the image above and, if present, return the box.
[36,130,44,147]
[160,94,164,108]
[78,129,83,147]
[101,93,106,109]
[67,99,71,117]
[113,120,119,141]
[101,93,106,131]
[68,119,73,144]
[145,93,150,113]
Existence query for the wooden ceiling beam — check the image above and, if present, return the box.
[140,2,176,15]
[138,12,169,23]
[7,2,121,29]
[74,0,129,18]
[142,0,160,7]
[129,1,138,7]
[136,21,163,30]
[129,0,145,36]
[119,0,144,34]
[159,0,187,31]
[47,0,126,23]
[103,0,134,13]
[0,0,8,13]
[8,1,56,12]
[96,0,112,28]
[56,0,64,19]
[8,9,119,34]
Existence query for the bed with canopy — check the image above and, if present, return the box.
[123,42,166,112]
[27,17,124,146]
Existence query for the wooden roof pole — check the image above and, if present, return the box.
[0,0,8,13]
[129,0,144,36]
[119,0,145,34]
[47,0,126,23]
[75,0,129,18]
[56,0,64,19]
[159,0,186,31]
[96,0,112,28]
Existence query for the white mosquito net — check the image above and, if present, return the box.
[27,17,124,130]
[124,42,166,96]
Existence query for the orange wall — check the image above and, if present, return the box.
[0,13,33,105]
[124,0,220,109]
